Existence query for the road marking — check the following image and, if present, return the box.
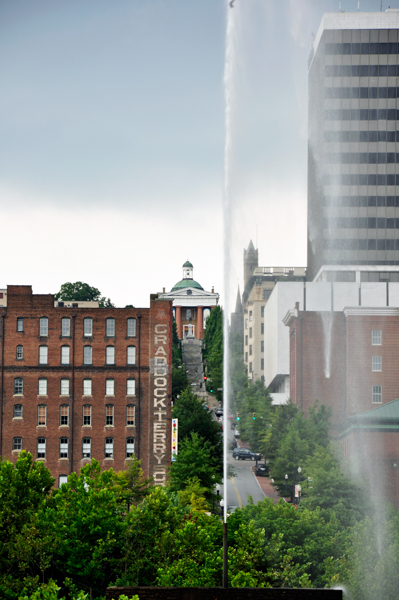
[230,476,243,508]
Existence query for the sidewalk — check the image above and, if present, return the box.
[252,468,281,504]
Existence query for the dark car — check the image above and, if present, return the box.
[232,448,263,461]
[229,439,238,450]
[255,464,269,477]
[214,407,223,417]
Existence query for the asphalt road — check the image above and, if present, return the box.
[222,452,265,513]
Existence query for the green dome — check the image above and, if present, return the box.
[183,260,193,268]
[171,279,204,292]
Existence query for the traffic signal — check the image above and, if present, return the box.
[204,375,207,382]
[253,412,256,420]
[210,387,213,393]
[237,412,240,421]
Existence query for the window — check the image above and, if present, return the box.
[126,405,135,425]
[83,378,92,395]
[106,346,115,365]
[127,378,135,395]
[261,323,264,334]
[13,404,23,418]
[82,437,91,458]
[14,377,23,395]
[38,378,47,395]
[60,378,70,395]
[13,437,22,451]
[106,318,115,337]
[37,437,46,458]
[83,405,92,426]
[127,318,136,337]
[249,362,253,373]
[59,475,68,487]
[127,346,136,365]
[106,379,115,395]
[261,341,264,352]
[84,317,93,337]
[59,437,68,458]
[105,437,114,458]
[249,328,252,338]
[126,437,135,458]
[372,385,382,404]
[16,345,23,360]
[245,352,248,362]
[372,356,382,372]
[105,405,114,426]
[39,317,48,336]
[61,346,70,365]
[245,335,248,346]
[261,306,265,317]
[60,405,69,426]
[372,330,382,345]
[249,311,253,321]
[39,345,48,365]
[249,345,252,356]
[17,317,23,332]
[261,358,264,370]
[37,405,46,426]
[61,317,71,337]
[245,319,248,329]
[83,346,92,365]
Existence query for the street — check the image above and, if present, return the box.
[221,451,265,512]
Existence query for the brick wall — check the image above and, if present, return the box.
[106,586,342,600]
[0,286,172,486]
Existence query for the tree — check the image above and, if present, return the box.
[54,282,114,308]
[203,306,223,402]
[171,319,189,401]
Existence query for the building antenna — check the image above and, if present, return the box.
[358,1,360,11]
[380,0,383,11]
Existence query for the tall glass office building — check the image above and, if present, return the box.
[308,10,399,281]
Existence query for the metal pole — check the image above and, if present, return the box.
[223,522,228,588]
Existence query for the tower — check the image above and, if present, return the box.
[308,10,399,280]
[243,240,258,289]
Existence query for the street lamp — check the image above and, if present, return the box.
[212,484,220,515]
[297,484,302,504]
[284,473,288,497]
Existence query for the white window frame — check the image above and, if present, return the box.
[13,404,23,419]
[37,405,47,426]
[61,346,70,365]
[39,317,48,336]
[372,356,382,372]
[14,377,23,395]
[83,378,92,396]
[83,405,92,426]
[39,345,48,365]
[84,317,93,337]
[16,345,23,360]
[59,437,69,458]
[60,405,69,426]
[127,378,136,395]
[16,317,24,332]
[126,404,135,426]
[61,317,71,337]
[127,318,136,337]
[105,404,114,426]
[372,385,382,403]
[126,437,135,458]
[82,437,91,458]
[127,346,136,365]
[106,378,115,395]
[37,437,46,458]
[105,437,114,458]
[372,330,382,345]
[13,437,22,451]
[60,378,70,395]
[106,318,115,337]
[38,378,47,395]
[83,346,92,365]
[106,346,115,365]
[59,475,68,487]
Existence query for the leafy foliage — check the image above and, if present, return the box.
[54,282,114,308]
[203,306,223,402]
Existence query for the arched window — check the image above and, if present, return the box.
[39,317,48,337]
[61,317,71,337]
[83,405,92,426]
[126,405,135,426]
[13,437,22,451]
[14,377,23,395]
[60,405,69,426]
[39,345,48,364]
[61,346,70,365]
[105,437,114,458]
[105,405,114,426]
[106,346,115,365]
[13,404,23,419]
[127,346,136,365]
[37,405,47,426]
[84,317,93,337]
[82,438,91,458]
[106,318,115,337]
[105,379,115,395]
[37,437,46,458]
[16,345,23,360]
[59,475,68,487]
[127,318,136,337]
[59,437,69,458]
[83,346,92,365]
[126,437,135,458]
[127,379,136,395]
[83,378,92,395]
[38,378,47,395]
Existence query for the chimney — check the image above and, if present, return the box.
[162,287,165,293]
[212,287,214,293]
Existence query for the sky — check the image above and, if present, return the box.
[0,0,391,308]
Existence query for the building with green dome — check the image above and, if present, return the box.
[160,261,219,339]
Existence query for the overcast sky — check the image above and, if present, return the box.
[0,0,389,308]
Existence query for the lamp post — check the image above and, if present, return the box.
[284,473,288,498]
[297,484,302,504]
[219,499,228,589]
[212,484,220,515]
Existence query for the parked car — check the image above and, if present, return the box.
[214,407,223,417]
[255,464,269,477]
[232,448,263,461]
[229,439,238,450]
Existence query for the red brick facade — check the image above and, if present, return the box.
[0,286,173,487]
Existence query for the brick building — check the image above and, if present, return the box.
[0,286,173,487]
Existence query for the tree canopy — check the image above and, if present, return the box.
[54,282,114,308]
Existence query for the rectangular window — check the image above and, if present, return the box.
[37,437,46,458]
[14,404,23,418]
[249,311,252,321]
[39,317,48,336]
[83,346,92,365]
[38,405,46,426]
[372,385,382,404]
[245,319,248,330]
[106,346,115,365]
[126,437,135,458]
[261,341,264,352]
[261,358,264,370]
[126,405,135,426]
[127,318,136,337]
[38,378,47,395]
[60,378,70,395]
[105,437,114,458]
[60,405,69,426]
[83,378,92,395]
[61,346,70,365]
[82,438,91,458]
[372,330,382,345]
[39,346,48,365]
[106,318,115,337]
[83,405,92,426]
[14,378,23,395]
[245,352,248,362]
[61,318,70,337]
[261,306,265,317]
[261,323,264,334]
[105,405,114,426]
[17,317,24,332]
[84,318,93,337]
[249,362,253,373]
[245,335,248,346]
[59,437,68,458]
[372,356,382,372]
[249,345,252,356]
[127,346,136,365]
[13,437,22,451]
[249,328,253,338]
[106,379,115,395]
[16,345,23,360]
[59,475,68,487]
[127,379,136,395]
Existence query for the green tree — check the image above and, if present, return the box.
[234,379,273,451]
[203,306,223,402]
[171,319,189,401]
[54,282,114,308]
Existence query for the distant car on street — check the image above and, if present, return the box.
[214,407,223,417]
[232,448,263,461]
[255,464,269,477]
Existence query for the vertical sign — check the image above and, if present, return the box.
[171,418,178,461]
